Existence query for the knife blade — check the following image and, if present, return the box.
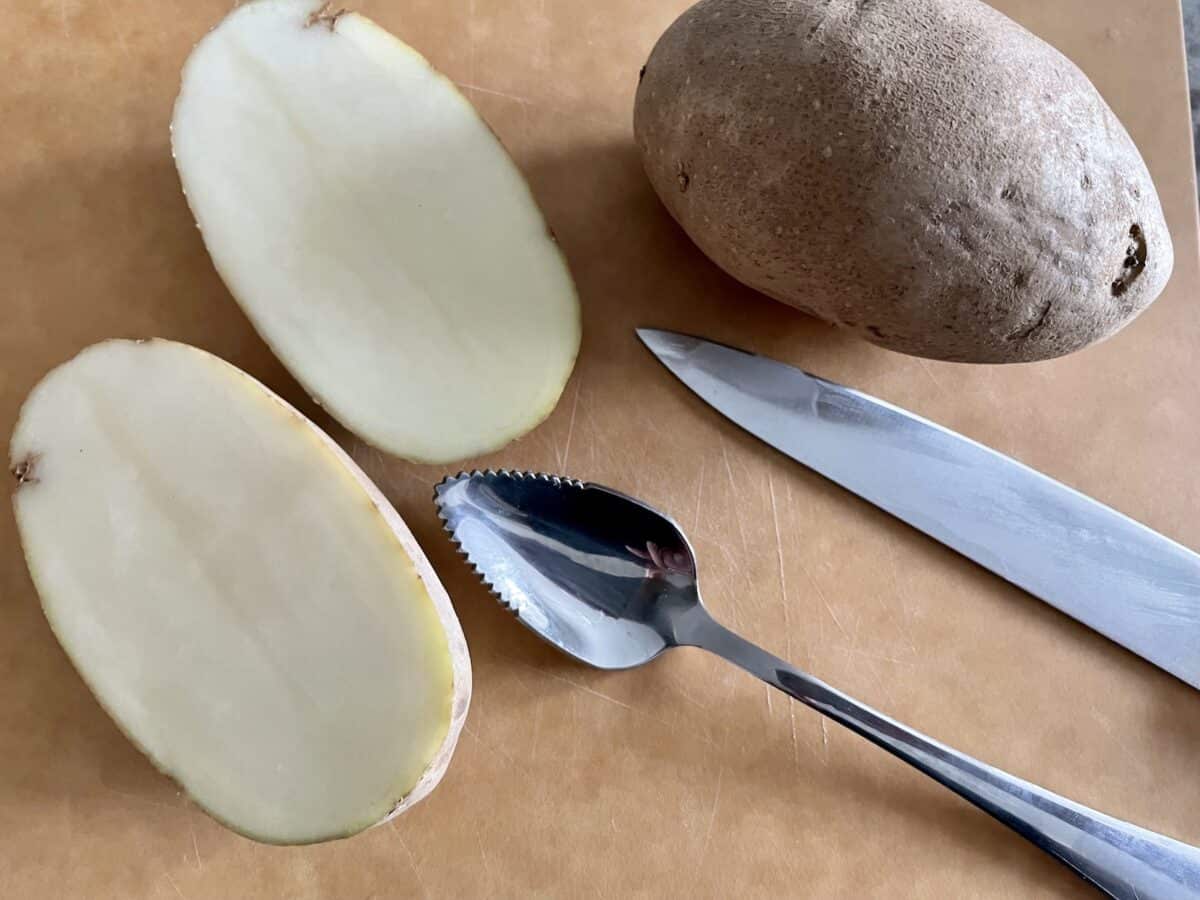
[637,328,1200,689]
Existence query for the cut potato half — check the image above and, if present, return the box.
[171,0,581,464]
[9,339,470,844]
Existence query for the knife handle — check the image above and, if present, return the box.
[684,613,1200,900]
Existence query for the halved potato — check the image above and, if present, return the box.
[172,0,581,463]
[9,339,470,844]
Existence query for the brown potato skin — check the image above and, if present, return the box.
[634,0,1173,363]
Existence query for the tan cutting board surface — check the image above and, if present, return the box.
[2,1,1198,897]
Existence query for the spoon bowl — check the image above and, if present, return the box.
[434,470,700,669]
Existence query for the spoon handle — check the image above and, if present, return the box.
[679,612,1200,900]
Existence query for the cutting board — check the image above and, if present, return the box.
[2,1,1198,897]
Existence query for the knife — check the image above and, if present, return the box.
[636,328,1200,689]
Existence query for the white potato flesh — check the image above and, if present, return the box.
[9,340,470,844]
[171,0,581,464]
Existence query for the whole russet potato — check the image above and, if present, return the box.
[634,0,1174,363]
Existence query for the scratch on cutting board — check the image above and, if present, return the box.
[506,664,540,695]
[788,691,801,763]
[766,473,798,760]
[395,464,439,490]
[467,0,476,85]
[796,553,849,642]
[821,595,851,642]
[699,766,724,857]
[163,873,185,899]
[101,784,177,811]
[1094,713,1140,768]
[767,471,790,626]
[567,688,582,762]
[692,459,705,530]
[834,647,913,667]
[916,358,945,394]
[458,82,533,106]
[767,471,802,768]
[882,533,920,658]
[503,653,718,747]
[767,470,792,660]
[559,371,583,470]
[859,657,898,706]
[189,823,202,870]
[57,0,71,37]
[528,692,543,760]
[670,674,707,712]
[390,822,431,900]
[475,823,497,887]
[463,723,526,770]
[719,436,750,558]
[539,667,633,712]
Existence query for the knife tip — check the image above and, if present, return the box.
[635,327,695,360]
[634,326,666,344]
